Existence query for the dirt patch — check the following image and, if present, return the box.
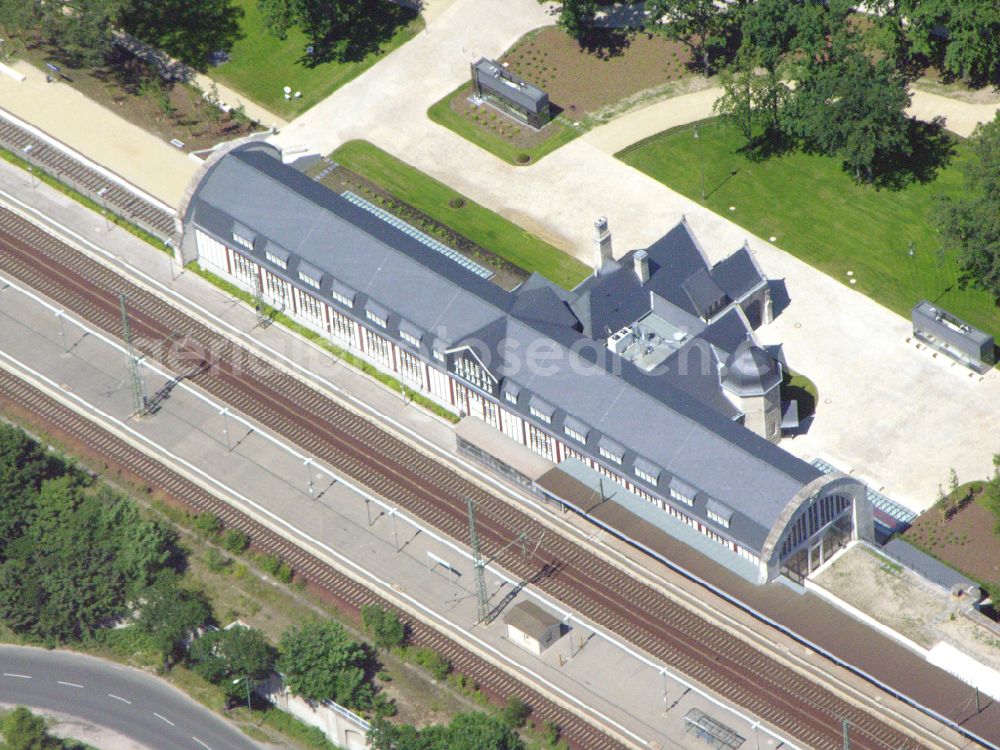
[814,544,1000,671]
[502,26,695,121]
[903,493,1000,588]
[447,85,568,151]
[13,39,257,154]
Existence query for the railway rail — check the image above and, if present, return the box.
[0,367,618,750]
[0,113,176,240]
[0,206,933,750]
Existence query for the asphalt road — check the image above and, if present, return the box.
[0,646,261,750]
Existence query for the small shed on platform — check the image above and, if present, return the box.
[504,600,562,656]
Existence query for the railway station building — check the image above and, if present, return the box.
[181,142,873,584]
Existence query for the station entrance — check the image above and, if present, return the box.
[780,507,853,583]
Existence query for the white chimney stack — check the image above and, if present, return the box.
[593,217,612,273]
[633,249,649,284]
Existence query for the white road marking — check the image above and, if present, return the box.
[57,681,84,688]
[108,693,132,704]
[2,673,31,679]
[153,713,175,726]
[192,737,212,750]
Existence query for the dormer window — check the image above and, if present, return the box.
[232,223,256,252]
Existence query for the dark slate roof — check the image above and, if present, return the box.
[186,144,824,547]
[682,267,728,319]
[473,58,548,113]
[698,307,751,356]
[510,285,580,330]
[722,344,782,396]
[710,245,765,301]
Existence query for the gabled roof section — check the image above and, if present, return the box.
[682,268,729,320]
[510,285,580,330]
[699,307,752,356]
[711,245,766,302]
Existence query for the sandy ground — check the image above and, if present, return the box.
[814,544,1000,672]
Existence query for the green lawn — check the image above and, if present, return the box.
[331,141,590,289]
[427,84,580,166]
[212,0,423,119]
[618,120,1000,338]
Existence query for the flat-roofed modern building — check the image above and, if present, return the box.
[912,301,995,373]
[471,58,550,128]
[181,143,873,584]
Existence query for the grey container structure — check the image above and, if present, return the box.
[912,300,995,373]
[471,58,550,128]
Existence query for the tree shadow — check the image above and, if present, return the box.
[576,28,635,60]
[737,129,795,162]
[869,116,956,190]
[298,5,417,67]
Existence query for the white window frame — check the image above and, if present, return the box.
[233,232,254,251]
[331,290,353,308]
[366,309,388,328]
[529,405,552,425]
[299,272,320,289]
[400,330,421,348]
[670,487,694,506]
[265,250,287,270]
[707,509,731,528]
[564,425,587,444]
[433,350,446,363]
[635,467,657,485]
[504,391,518,405]
[599,446,623,465]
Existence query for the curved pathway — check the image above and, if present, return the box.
[0,646,261,750]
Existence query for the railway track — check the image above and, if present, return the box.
[0,206,932,750]
[0,367,618,750]
[0,114,176,240]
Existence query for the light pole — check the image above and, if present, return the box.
[232,676,252,719]
[694,124,706,200]
[97,187,111,231]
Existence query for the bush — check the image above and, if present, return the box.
[221,528,250,554]
[194,512,222,537]
[257,553,282,576]
[448,197,466,209]
[542,720,560,746]
[204,548,231,572]
[361,604,406,650]
[408,646,451,679]
[515,153,531,164]
[501,695,531,729]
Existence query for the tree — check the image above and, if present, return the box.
[557,0,597,41]
[646,0,731,76]
[117,0,244,71]
[188,626,276,699]
[278,620,373,709]
[361,604,405,650]
[714,63,790,147]
[783,50,912,182]
[257,0,416,64]
[735,0,798,74]
[904,0,1000,85]
[933,112,1000,298]
[136,571,213,670]
[0,707,61,750]
[39,0,126,67]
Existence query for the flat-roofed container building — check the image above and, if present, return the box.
[471,58,550,128]
[181,142,874,584]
